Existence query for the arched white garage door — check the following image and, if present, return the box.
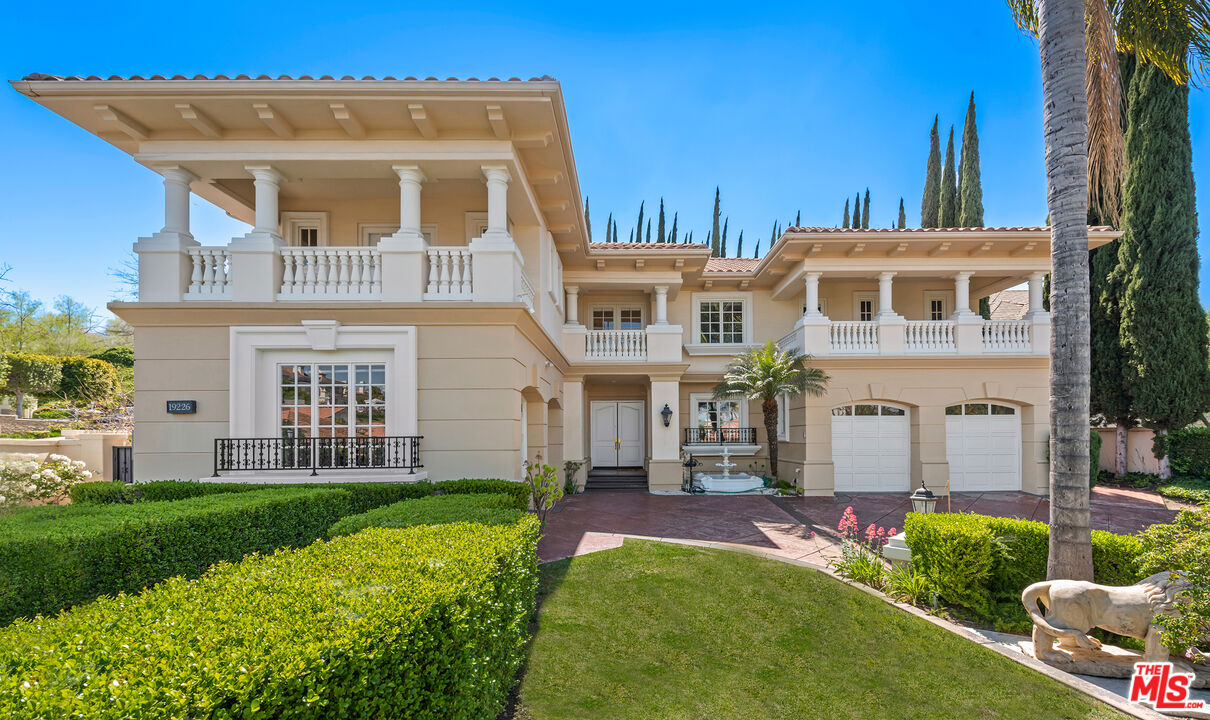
[945,402,1021,491]
[831,404,910,492]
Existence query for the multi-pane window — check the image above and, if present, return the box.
[946,403,1016,416]
[297,227,319,247]
[832,404,905,417]
[858,299,875,322]
[696,398,742,431]
[699,300,744,343]
[591,306,643,330]
[280,362,386,438]
[929,299,945,321]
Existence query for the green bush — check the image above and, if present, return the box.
[58,357,119,404]
[1157,475,1210,504]
[1090,429,1103,485]
[329,492,525,538]
[89,346,134,368]
[0,429,61,439]
[0,488,350,623]
[0,518,540,719]
[905,512,1144,624]
[1165,426,1210,478]
[436,477,529,507]
[71,479,434,514]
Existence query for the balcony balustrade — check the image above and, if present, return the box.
[585,329,647,361]
[424,247,473,300]
[905,320,956,353]
[982,319,1032,353]
[830,321,879,354]
[280,247,381,298]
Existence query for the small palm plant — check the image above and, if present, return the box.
[711,341,828,481]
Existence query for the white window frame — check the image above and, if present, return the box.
[282,211,330,247]
[777,392,789,441]
[689,392,749,431]
[590,304,645,330]
[691,292,753,345]
[277,361,389,439]
[924,291,953,321]
[358,222,436,246]
[853,292,878,322]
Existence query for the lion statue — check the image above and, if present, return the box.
[1021,571,1190,661]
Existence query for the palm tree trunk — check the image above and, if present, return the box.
[1039,0,1094,581]
[763,397,779,480]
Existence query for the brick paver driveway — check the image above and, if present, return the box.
[537,486,1177,563]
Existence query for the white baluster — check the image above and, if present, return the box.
[212,250,227,292]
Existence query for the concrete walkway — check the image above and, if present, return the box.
[538,486,1177,563]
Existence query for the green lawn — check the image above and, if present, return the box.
[513,540,1127,720]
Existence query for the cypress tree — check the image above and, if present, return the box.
[754,239,761,258]
[771,221,779,245]
[670,212,678,244]
[604,213,612,244]
[853,193,861,228]
[939,126,959,227]
[628,229,634,243]
[645,219,651,243]
[861,188,870,229]
[613,222,619,243]
[897,198,906,229]
[736,231,744,258]
[958,92,984,227]
[636,202,645,244]
[711,187,721,258]
[584,198,592,241]
[795,210,801,227]
[721,218,729,258]
[978,297,991,320]
[1117,60,1210,474]
[657,198,666,243]
[842,199,850,228]
[921,115,941,228]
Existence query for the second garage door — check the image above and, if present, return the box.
[945,402,1021,491]
[831,404,910,492]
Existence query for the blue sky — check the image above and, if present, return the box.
[1,0,1207,319]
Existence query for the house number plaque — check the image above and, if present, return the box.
[166,400,197,414]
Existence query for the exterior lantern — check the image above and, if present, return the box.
[909,480,937,514]
[660,403,674,427]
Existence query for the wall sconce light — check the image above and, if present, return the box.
[660,403,673,428]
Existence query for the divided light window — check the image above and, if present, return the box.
[695,398,743,431]
[297,227,319,247]
[945,403,1016,416]
[699,300,744,343]
[858,299,875,322]
[929,299,945,321]
[280,363,387,439]
[592,307,642,330]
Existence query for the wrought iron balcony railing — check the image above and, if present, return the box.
[213,436,422,476]
[682,427,757,445]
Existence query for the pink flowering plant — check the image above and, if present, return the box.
[828,506,896,590]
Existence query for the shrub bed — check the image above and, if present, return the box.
[1158,476,1210,504]
[1165,426,1210,478]
[0,488,350,623]
[329,492,525,538]
[904,512,1144,630]
[435,477,529,507]
[0,518,540,719]
[71,479,434,514]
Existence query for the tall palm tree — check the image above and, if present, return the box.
[712,342,829,481]
[1005,0,1209,580]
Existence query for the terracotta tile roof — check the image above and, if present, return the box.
[587,242,708,250]
[703,258,761,273]
[989,289,1029,320]
[785,226,1114,233]
[21,73,557,83]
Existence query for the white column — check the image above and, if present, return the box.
[246,166,285,236]
[565,285,580,324]
[654,286,669,325]
[953,271,974,316]
[1027,272,1046,315]
[877,272,896,318]
[482,165,511,237]
[160,166,197,235]
[392,165,426,236]
[804,272,822,317]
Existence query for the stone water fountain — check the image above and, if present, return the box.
[694,446,764,493]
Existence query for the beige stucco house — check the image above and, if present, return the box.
[12,73,1116,495]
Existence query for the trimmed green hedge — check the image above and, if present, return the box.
[329,492,526,538]
[1165,427,1210,478]
[436,478,529,506]
[71,479,434,514]
[0,518,540,719]
[0,488,350,623]
[904,512,1144,627]
[1157,476,1210,504]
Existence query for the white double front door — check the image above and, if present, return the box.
[590,401,645,468]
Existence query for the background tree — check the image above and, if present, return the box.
[604,213,613,244]
[721,218,729,257]
[1090,236,1133,476]
[636,202,645,245]
[711,342,829,482]
[852,193,861,228]
[2,353,61,417]
[711,188,721,258]
[645,218,651,243]
[58,357,119,407]
[842,199,850,228]
[39,296,97,356]
[861,188,870,229]
[921,116,942,228]
[670,212,679,244]
[657,199,666,243]
[897,198,907,228]
[1116,59,1210,478]
[958,92,984,227]
[978,297,991,319]
[754,239,761,258]
[584,198,592,242]
[736,231,744,258]
[939,126,959,227]
[0,291,44,352]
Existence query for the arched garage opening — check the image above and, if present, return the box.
[944,401,1022,491]
[830,403,910,492]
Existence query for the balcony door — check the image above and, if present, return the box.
[590,401,644,468]
[591,305,644,331]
